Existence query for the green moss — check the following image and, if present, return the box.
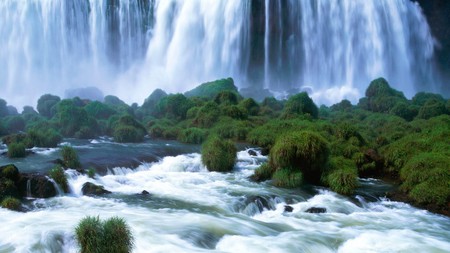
[272,168,303,188]
[49,166,69,193]
[61,146,81,169]
[201,135,236,172]
[1,197,21,211]
[7,142,26,158]
[270,131,329,184]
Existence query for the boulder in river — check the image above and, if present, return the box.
[284,205,294,212]
[305,207,327,213]
[18,174,58,198]
[81,182,111,196]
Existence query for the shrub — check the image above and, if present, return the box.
[56,99,90,137]
[324,157,358,195]
[193,102,221,128]
[185,78,237,99]
[178,128,208,144]
[1,197,21,211]
[75,216,134,253]
[0,98,9,118]
[361,78,407,113]
[412,92,445,107]
[27,128,62,148]
[7,142,26,158]
[84,101,117,120]
[37,94,60,118]
[221,105,247,120]
[49,166,69,193]
[113,125,145,143]
[87,168,96,178]
[389,102,418,121]
[270,131,329,184]
[214,90,240,105]
[272,168,303,188]
[252,163,274,182]
[262,97,283,111]
[282,92,318,119]
[201,135,236,172]
[417,99,447,119]
[156,94,193,120]
[61,146,81,169]
[239,98,260,116]
[4,116,25,132]
[102,217,134,253]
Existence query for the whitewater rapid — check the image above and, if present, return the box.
[0,146,449,252]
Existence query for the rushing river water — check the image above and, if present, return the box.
[0,139,450,252]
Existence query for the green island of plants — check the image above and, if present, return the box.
[1,77,449,215]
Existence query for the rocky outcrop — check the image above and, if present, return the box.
[305,207,327,214]
[81,182,111,196]
[18,174,57,198]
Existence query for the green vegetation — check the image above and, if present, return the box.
[0,77,449,212]
[1,196,21,211]
[49,166,69,193]
[61,146,81,169]
[75,216,134,253]
[7,142,26,158]
[201,135,236,172]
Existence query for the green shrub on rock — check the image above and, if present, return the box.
[49,166,69,193]
[114,125,145,143]
[193,102,221,128]
[324,157,358,195]
[185,77,237,99]
[281,92,318,119]
[201,135,236,172]
[252,163,274,182]
[61,146,81,169]
[270,131,329,184]
[272,168,303,188]
[7,142,26,158]
[1,196,21,211]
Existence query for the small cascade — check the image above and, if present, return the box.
[26,179,32,198]
[47,177,65,196]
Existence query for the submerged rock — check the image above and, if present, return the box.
[140,190,150,195]
[81,182,111,196]
[305,207,327,213]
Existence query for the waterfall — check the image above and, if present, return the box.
[26,179,32,198]
[0,0,438,107]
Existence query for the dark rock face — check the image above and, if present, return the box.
[81,182,111,196]
[18,174,57,198]
[284,205,294,213]
[141,190,150,195]
[305,207,327,214]
[248,149,258,156]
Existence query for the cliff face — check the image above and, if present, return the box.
[416,0,450,85]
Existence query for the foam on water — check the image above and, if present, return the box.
[0,149,449,252]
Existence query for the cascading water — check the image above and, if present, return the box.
[0,0,438,107]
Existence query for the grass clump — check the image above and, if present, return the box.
[178,127,208,144]
[1,196,21,211]
[49,166,69,193]
[61,146,81,169]
[7,142,26,158]
[272,168,303,188]
[324,157,358,195]
[270,131,329,184]
[201,135,236,172]
[252,163,274,182]
[75,216,134,253]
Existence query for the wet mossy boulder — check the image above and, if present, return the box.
[270,131,329,184]
[81,182,111,196]
[185,77,237,99]
[201,135,236,172]
[18,174,57,198]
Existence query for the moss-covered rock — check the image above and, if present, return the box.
[201,135,236,172]
[1,197,21,211]
[81,182,111,196]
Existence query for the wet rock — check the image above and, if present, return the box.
[81,182,111,196]
[248,149,258,156]
[18,174,57,198]
[305,207,327,213]
[141,190,150,195]
[245,195,274,212]
[284,205,294,212]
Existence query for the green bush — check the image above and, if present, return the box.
[155,94,193,120]
[7,142,26,158]
[272,168,303,188]
[270,131,329,184]
[56,99,91,137]
[1,197,21,211]
[360,78,407,113]
[324,157,358,195]
[239,98,260,116]
[84,101,117,120]
[4,116,25,133]
[178,128,208,144]
[201,135,236,172]
[113,125,145,143]
[49,166,69,193]
[27,128,62,148]
[61,146,81,169]
[412,92,445,107]
[252,163,274,182]
[87,168,96,179]
[193,102,221,128]
[417,99,447,119]
[282,92,318,119]
[75,216,134,253]
[185,78,237,99]
[214,90,240,105]
[221,105,247,120]
[37,94,60,118]
[262,97,283,111]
